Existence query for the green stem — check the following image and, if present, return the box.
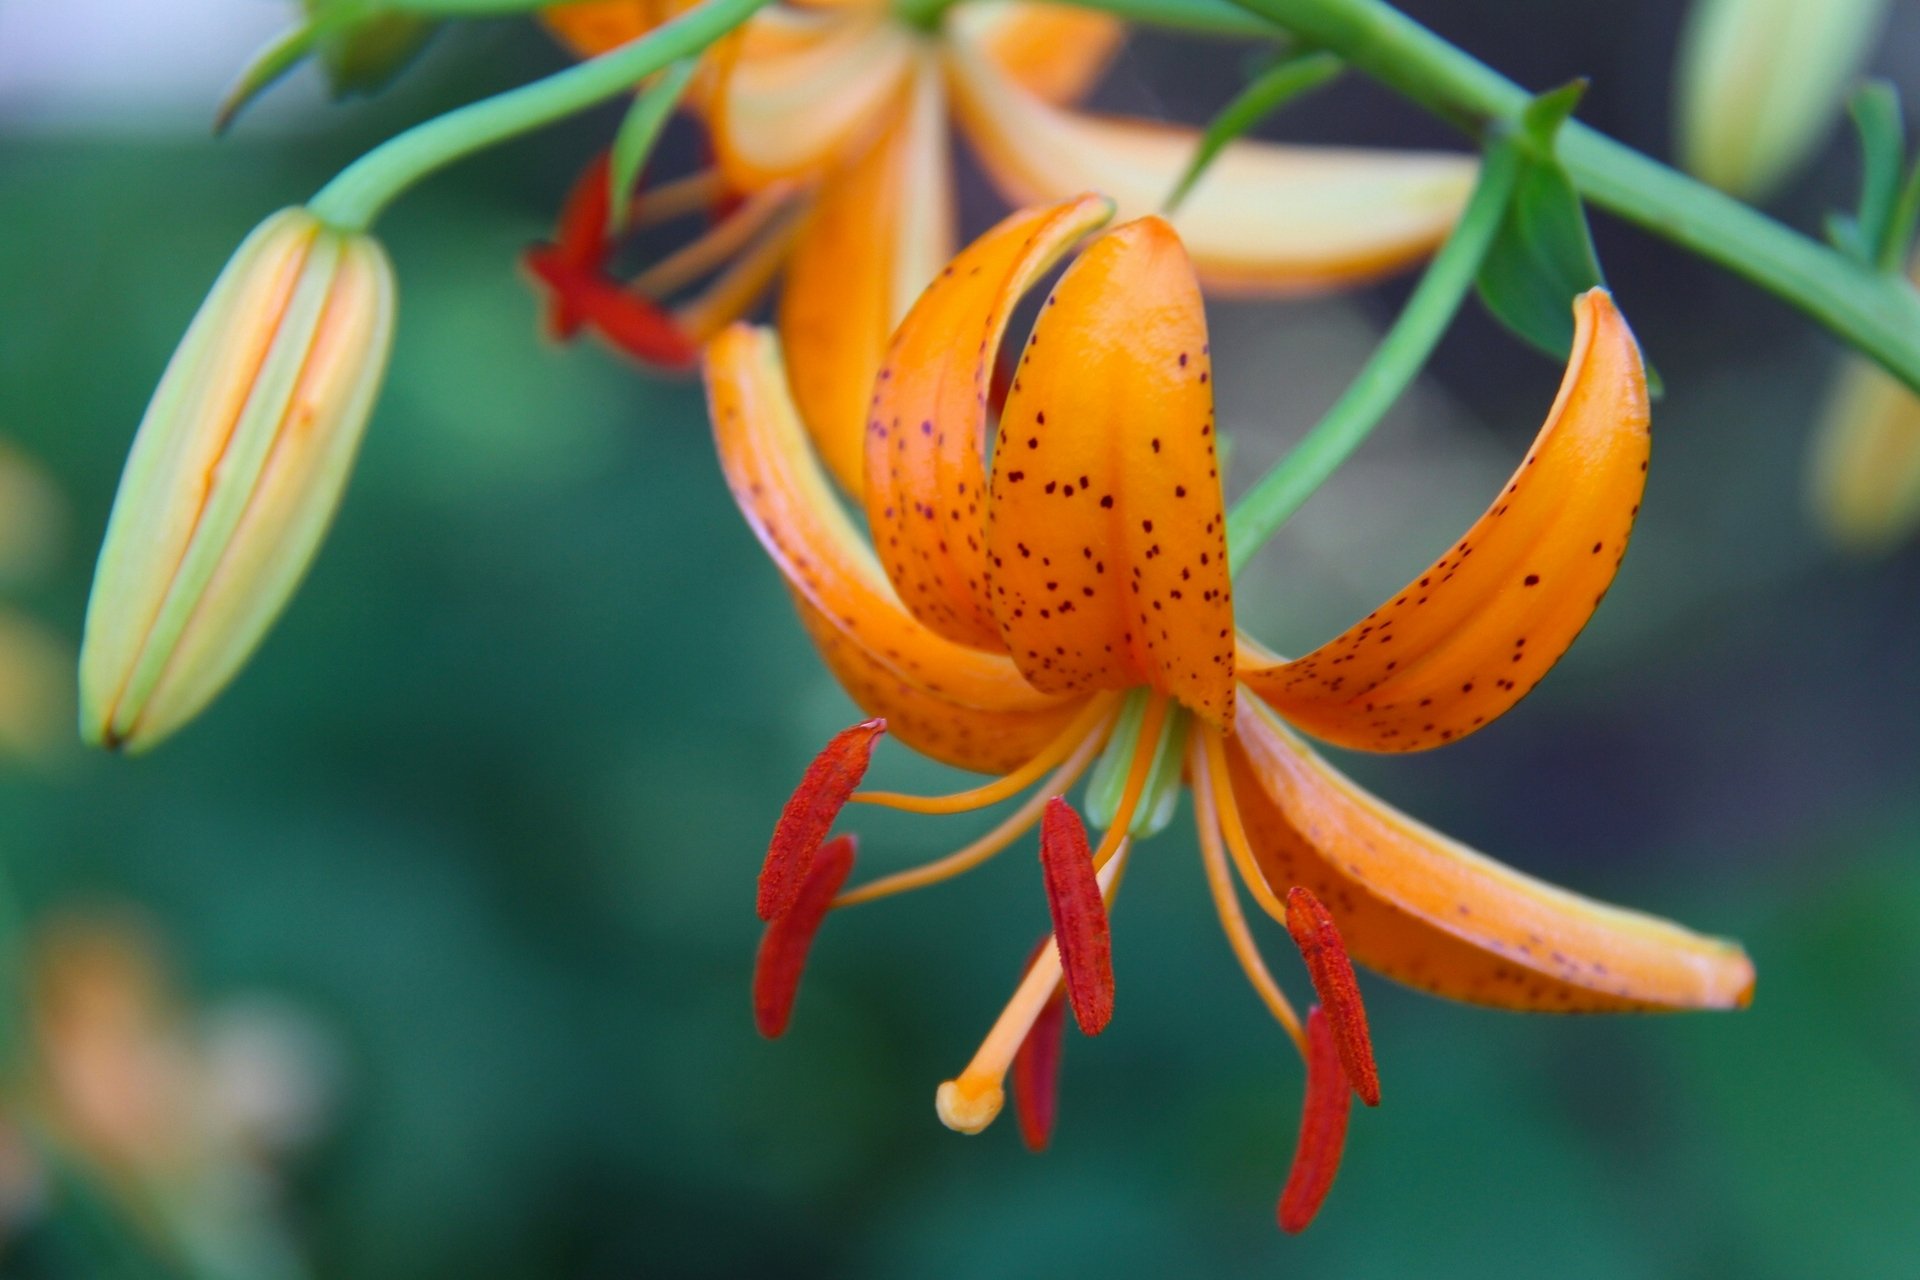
[1213,0,1920,393]
[1225,134,1522,567]
[308,0,771,232]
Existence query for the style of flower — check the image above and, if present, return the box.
[535,0,1477,492]
[706,194,1755,1230]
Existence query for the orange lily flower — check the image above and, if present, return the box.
[539,0,1477,491]
[707,195,1755,1230]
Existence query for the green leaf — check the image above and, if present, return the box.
[608,59,701,228]
[1476,152,1605,364]
[1164,49,1342,214]
[1822,81,1908,267]
[1517,78,1587,157]
[315,12,442,100]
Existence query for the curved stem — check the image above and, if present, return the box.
[1226,134,1522,567]
[1213,0,1920,393]
[308,0,770,232]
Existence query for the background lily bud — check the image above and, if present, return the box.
[1674,0,1889,199]
[1808,348,1920,554]
[80,208,395,752]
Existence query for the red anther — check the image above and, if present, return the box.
[1038,798,1114,1036]
[759,719,885,920]
[1012,939,1068,1152]
[522,246,599,340]
[753,835,857,1038]
[1285,886,1381,1107]
[1277,1006,1352,1235]
[578,283,702,369]
[553,152,615,274]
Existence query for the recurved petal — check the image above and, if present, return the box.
[865,194,1114,651]
[944,32,1474,293]
[1226,701,1755,1012]
[987,218,1236,725]
[706,325,1083,774]
[708,9,917,189]
[542,2,666,58]
[1241,289,1649,752]
[953,1,1125,106]
[779,57,955,495]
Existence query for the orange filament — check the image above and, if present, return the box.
[830,717,1110,909]
[1200,726,1290,925]
[630,169,731,230]
[1189,733,1306,1054]
[759,718,885,920]
[1285,887,1381,1107]
[1277,1006,1352,1235]
[854,695,1117,815]
[1038,799,1114,1036]
[671,204,807,343]
[629,184,801,299]
[936,842,1130,1135]
[1091,693,1169,872]
[1010,955,1067,1153]
[753,835,857,1038]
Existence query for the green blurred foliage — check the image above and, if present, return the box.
[1,5,1919,1276]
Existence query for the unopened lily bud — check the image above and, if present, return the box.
[80,208,395,752]
[1808,346,1920,554]
[1675,0,1889,199]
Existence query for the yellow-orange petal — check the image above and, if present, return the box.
[542,1,667,58]
[987,218,1235,725]
[779,56,955,496]
[707,9,917,190]
[1240,289,1650,752]
[864,194,1115,651]
[943,30,1475,294]
[1226,700,1755,1013]
[706,325,1082,773]
[958,1,1126,106]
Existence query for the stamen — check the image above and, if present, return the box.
[760,718,885,921]
[1010,945,1067,1153]
[630,169,730,230]
[1277,1006,1352,1235]
[831,715,1110,909]
[671,204,808,344]
[550,152,615,274]
[1285,887,1381,1107]
[628,184,801,300]
[753,835,857,1038]
[1189,733,1306,1053]
[1038,799,1114,1036]
[522,250,702,367]
[936,843,1130,1135]
[1200,727,1291,924]
[854,695,1117,815]
[1090,694,1169,873]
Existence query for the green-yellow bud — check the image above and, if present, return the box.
[80,208,395,752]
[1675,0,1889,200]
[1808,349,1920,554]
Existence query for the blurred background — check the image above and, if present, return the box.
[3,1,1919,1276]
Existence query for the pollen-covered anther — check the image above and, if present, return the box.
[759,718,885,920]
[753,835,858,1038]
[1038,797,1115,1035]
[1284,886,1380,1106]
[1277,1006,1352,1234]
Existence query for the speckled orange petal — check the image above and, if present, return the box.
[1225,702,1755,1013]
[987,218,1235,725]
[1241,290,1649,752]
[708,9,917,189]
[779,58,954,496]
[955,1,1126,106]
[865,194,1115,651]
[707,325,1083,773]
[943,33,1475,294]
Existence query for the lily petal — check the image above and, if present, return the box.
[543,1,669,58]
[708,10,917,189]
[779,57,955,495]
[1226,700,1755,1012]
[707,325,1083,773]
[988,218,1236,725]
[943,30,1476,293]
[958,1,1126,106]
[865,194,1115,650]
[1241,289,1649,752]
